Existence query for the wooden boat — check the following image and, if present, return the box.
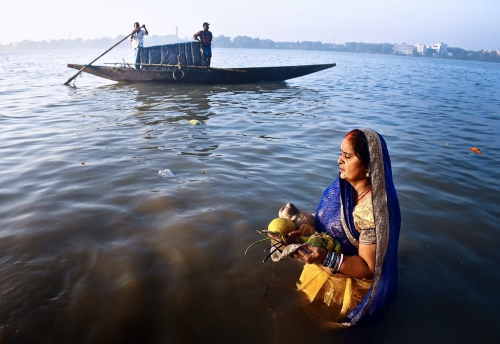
[66,63,336,84]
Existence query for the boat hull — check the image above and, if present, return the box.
[66,63,335,84]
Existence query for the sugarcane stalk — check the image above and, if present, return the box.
[244,238,270,255]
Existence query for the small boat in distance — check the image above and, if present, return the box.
[67,41,335,84]
[66,62,336,84]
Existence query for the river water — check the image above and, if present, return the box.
[0,48,499,343]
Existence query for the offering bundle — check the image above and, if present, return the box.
[245,216,341,263]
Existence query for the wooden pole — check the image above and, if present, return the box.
[63,32,135,85]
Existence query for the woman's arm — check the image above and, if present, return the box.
[295,243,376,280]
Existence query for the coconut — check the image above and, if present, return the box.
[268,218,296,235]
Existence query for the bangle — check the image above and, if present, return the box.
[332,253,340,270]
[323,251,340,270]
[331,254,344,274]
[330,254,339,273]
[337,253,344,272]
[322,251,331,267]
[322,251,335,268]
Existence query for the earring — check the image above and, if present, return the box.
[366,171,370,178]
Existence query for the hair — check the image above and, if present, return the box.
[345,129,370,166]
[134,22,140,28]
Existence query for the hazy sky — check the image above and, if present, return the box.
[2,0,499,50]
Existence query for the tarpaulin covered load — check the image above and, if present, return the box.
[140,42,205,68]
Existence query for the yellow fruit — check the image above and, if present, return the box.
[268,218,296,236]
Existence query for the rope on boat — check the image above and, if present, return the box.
[122,58,132,69]
[172,55,185,80]
[172,69,184,80]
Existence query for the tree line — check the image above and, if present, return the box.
[0,35,182,50]
[1,34,498,63]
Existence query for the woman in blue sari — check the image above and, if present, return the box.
[293,129,400,326]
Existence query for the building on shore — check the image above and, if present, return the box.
[428,42,448,56]
[415,43,427,56]
[393,42,416,55]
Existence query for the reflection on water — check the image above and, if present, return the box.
[95,82,296,160]
[0,49,499,343]
[101,82,302,164]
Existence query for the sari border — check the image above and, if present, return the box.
[340,200,359,249]
[362,129,390,313]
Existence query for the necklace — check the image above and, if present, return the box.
[357,186,372,202]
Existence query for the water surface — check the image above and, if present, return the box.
[0,48,499,343]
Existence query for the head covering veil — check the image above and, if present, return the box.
[314,129,401,325]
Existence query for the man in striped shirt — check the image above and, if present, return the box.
[193,22,213,69]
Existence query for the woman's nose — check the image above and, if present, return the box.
[338,155,343,164]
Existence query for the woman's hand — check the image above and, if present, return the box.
[292,244,327,264]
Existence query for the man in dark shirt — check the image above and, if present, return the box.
[193,22,213,68]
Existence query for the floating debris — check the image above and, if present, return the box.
[470,147,482,155]
[189,119,207,125]
[158,169,175,177]
[80,162,85,165]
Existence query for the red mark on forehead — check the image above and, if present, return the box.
[345,131,357,142]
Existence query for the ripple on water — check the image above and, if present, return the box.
[0,49,499,343]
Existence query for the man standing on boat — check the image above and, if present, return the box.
[193,22,213,69]
[130,22,148,69]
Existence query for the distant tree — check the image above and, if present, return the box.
[233,36,254,48]
[212,35,232,48]
[2,34,498,63]
[381,43,394,54]
[345,42,357,52]
[258,39,275,49]
[274,41,296,49]
[447,47,464,60]
[300,41,313,50]
[252,37,260,48]
[355,43,364,52]
[425,48,437,57]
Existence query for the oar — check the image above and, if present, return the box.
[63,31,136,85]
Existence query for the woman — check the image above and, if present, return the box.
[293,128,400,326]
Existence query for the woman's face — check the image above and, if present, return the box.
[338,138,368,183]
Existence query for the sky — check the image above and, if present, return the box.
[1,0,499,51]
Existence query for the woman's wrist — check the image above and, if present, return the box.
[322,251,344,274]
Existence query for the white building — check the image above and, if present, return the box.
[414,44,427,55]
[393,42,416,55]
[428,42,448,56]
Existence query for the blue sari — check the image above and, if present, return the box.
[314,129,401,326]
